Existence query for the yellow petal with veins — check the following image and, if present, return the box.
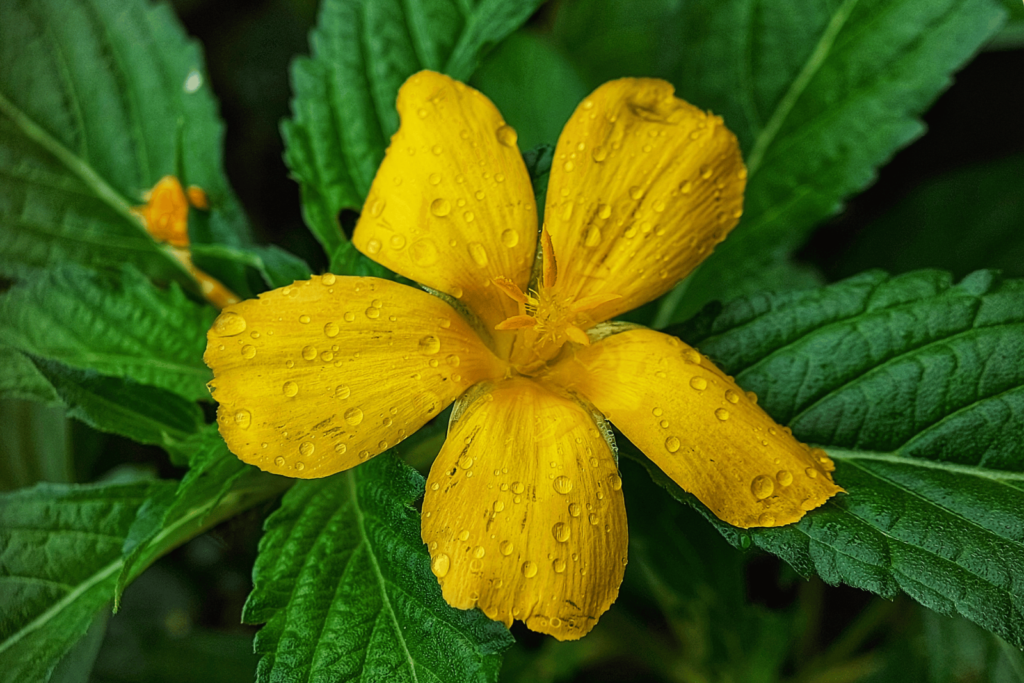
[352,71,537,356]
[549,329,842,528]
[204,275,505,478]
[543,79,746,324]
[421,379,627,641]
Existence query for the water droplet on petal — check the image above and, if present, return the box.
[418,335,441,355]
[521,561,538,578]
[283,381,298,397]
[212,311,247,336]
[500,540,514,556]
[366,238,382,254]
[431,553,451,577]
[689,377,708,391]
[805,467,819,479]
[585,227,602,247]
[234,409,251,429]
[553,476,573,494]
[274,456,286,467]
[468,242,488,266]
[629,186,645,200]
[552,522,571,543]
[725,390,740,404]
[321,273,336,286]
[501,229,519,247]
[430,198,451,217]
[496,125,518,147]
[344,407,363,426]
[241,345,256,359]
[335,443,347,454]
[568,503,581,517]
[777,470,793,487]
[758,512,776,526]
[715,408,730,421]
[609,474,622,491]
[553,558,567,573]
[299,441,315,457]
[751,475,774,500]
[665,436,681,452]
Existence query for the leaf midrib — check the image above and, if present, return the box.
[345,470,421,683]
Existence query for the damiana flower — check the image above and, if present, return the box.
[204,72,842,640]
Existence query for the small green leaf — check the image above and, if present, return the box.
[472,31,589,152]
[0,0,251,285]
[648,269,1024,646]
[0,480,175,683]
[283,0,545,263]
[0,265,215,402]
[244,454,513,683]
[28,357,203,451]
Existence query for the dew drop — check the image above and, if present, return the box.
[665,436,681,452]
[474,546,486,559]
[468,242,488,267]
[689,377,708,391]
[553,558,567,573]
[283,381,298,397]
[463,211,475,223]
[299,441,315,457]
[496,124,518,147]
[777,470,793,487]
[715,408,730,421]
[592,146,607,162]
[609,474,622,491]
[431,553,451,578]
[335,384,352,398]
[301,346,316,361]
[294,461,305,471]
[274,456,286,467]
[335,443,347,454]
[430,198,451,217]
[458,455,474,469]
[321,273,336,286]
[553,476,573,494]
[501,229,519,248]
[584,227,602,247]
[598,203,612,219]
[629,186,645,200]
[344,407,364,426]
[805,467,819,479]
[212,311,246,336]
[500,540,514,556]
[568,503,581,517]
[751,475,774,500]
[683,348,701,364]
[493,501,505,513]
[365,307,380,320]
[563,160,575,172]
[366,238,382,254]
[241,345,256,359]
[234,409,251,429]
[324,322,340,337]
[521,561,538,578]
[588,513,599,525]
[410,239,440,266]
[758,512,776,526]
[458,529,470,542]
[344,311,356,322]
[299,314,311,324]
[725,389,740,404]
[418,335,441,355]
[552,522,571,543]
[511,482,524,495]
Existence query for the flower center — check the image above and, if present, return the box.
[494,231,619,374]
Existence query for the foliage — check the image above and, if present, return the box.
[0,0,1020,681]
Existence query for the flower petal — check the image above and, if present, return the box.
[421,378,627,641]
[544,79,746,323]
[352,71,538,345]
[204,275,505,478]
[550,329,843,528]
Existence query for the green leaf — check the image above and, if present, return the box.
[0,479,175,683]
[649,269,1024,646]
[283,0,545,264]
[554,0,1008,322]
[672,0,1007,318]
[0,265,215,402]
[0,0,251,285]
[0,466,288,683]
[244,454,513,683]
[833,155,1024,281]
[472,31,589,152]
[190,242,313,296]
[0,399,71,491]
[0,347,58,406]
[28,357,203,451]
[116,426,265,598]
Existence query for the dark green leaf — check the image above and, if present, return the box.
[0,266,215,402]
[648,269,1024,646]
[0,0,251,285]
[0,347,58,406]
[472,31,589,151]
[28,357,203,451]
[0,479,175,683]
[244,454,513,683]
[190,242,313,296]
[283,0,545,266]
[833,155,1024,281]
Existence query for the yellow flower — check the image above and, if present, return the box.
[204,72,842,640]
